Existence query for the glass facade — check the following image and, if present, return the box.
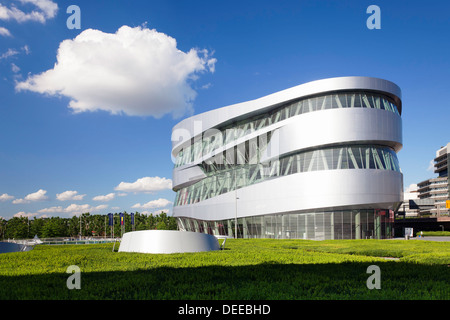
[174,144,401,207]
[172,83,402,241]
[174,91,400,168]
[177,209,395,240]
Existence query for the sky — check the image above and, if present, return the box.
[0,0,449,220]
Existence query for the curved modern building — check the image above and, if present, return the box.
[171,76,403,240]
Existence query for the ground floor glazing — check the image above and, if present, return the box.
[177,209,394,240]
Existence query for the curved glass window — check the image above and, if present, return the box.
[174,145,401,207]
[174,91,400,168]
[177,208,395,240]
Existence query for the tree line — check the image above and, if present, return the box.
[0,212,178,240]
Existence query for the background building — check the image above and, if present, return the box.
[415,143,450,216]
[402,184,420,217]
[171,77,403,239]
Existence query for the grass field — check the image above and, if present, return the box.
[0,239,448,300]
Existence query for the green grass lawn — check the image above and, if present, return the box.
[0,239,448,300]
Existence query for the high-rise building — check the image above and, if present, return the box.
[171,77,403,239]
[416,143,450,216]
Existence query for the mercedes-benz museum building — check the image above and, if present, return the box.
[171,76,403,240]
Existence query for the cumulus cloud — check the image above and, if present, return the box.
[115,176,172,193]
[0,193,14,202]
[0,0,58,24]
[56,190,85,201]
[132,198,172,209]
[92,193,115,202]
[15,25,216,118]
[25,189,48,201]
[13,189,48,204]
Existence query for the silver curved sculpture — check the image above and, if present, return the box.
[118,230,221,254]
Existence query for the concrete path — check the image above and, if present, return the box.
[393,236,450,242]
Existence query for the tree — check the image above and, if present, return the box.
[29,217,46,238]
[80,213,91,237]
[0,218,6,240]
[5,217,29,239]
[155,212,177,230]
[41,217,67,238]
[67,216,80,237]
[156,220,168,230]
[1,211,178,239]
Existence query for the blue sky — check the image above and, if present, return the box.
[0,0,449,219]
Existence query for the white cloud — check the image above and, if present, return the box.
[92,193,115,202]
[115,176,172,193]
[0,48,19,60]
[0,193,14,202]
[0,26,11,37]
[15,25,216,118]
[25,189,48,201]
[14,211,37,218]
[38,203,108,216]
[141,208,171,215]
[132,198,172,209]
[11,63,20,73]
[427,159,434,171]
[13,189,48,204]
[19,0,58,18]
[201,83,212,90]
[12,198,27,204]
[56,190,85,201]
[404,184,418,200]
[0,0,58,24]
[0,46,29,66]
[64,203,108,215]
[22,45,30,54]
[38,206,63,213]
[405,184,417,193]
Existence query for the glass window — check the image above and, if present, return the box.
[176,144,401,206]
[354,93,362,108]
[174,92,400,168]
[334,94,344,108]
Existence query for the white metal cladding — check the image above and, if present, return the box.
[171,76,401,154]
[171,76,403,228]
[172,107,402,190]
[173,170,403,221]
